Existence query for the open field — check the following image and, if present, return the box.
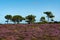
[0,24,60,40]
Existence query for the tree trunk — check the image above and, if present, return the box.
[17,22,20,24]
[6,20,8,24]
[48,17,49,22]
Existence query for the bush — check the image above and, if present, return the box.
[54,21,60,24]
[37,21,48,24]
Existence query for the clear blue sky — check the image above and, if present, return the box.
[0,0,60,23]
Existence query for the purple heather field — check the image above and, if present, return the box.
[0,24,60,40]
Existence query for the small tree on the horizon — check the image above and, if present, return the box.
[49,14,55,22]
[25,15,36,24]
[44,11,55,22]
[11,15,24,24]
[44,11,51,22]
[40,16,46,22]
[5,15,12,24]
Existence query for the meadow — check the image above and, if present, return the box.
[0,24,60,40]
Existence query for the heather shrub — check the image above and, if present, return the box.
[0,24,60,40]
[43,35,52,40]
[0,38,3,40]
[31,37,38,40]
[28,26,37,28]
[0,38,6,40]
[16,35,25,40]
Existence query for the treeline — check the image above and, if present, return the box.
[4,11,58,24]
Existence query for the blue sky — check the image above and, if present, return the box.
[0,0,60,23]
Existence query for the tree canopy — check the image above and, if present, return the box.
[4,11,55,24]
[44,11,55,22]
[11,15,24,24]
[25,15,36,24]
[5,15,12,24]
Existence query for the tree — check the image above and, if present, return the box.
[49,14,54,22]
[40,16,45,22]
[5,15,12,24]
[11,15,24,24]
[11,17,16,24]
[25,15,36,24]
[51,19,54,22]
[44,11,54,22]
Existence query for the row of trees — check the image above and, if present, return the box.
[5,11,55,24]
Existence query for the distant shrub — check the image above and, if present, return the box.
[37,21,48,24]
[49,22,54,24]
[54,21,60,24]
[54,21,58,23]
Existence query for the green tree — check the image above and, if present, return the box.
[49,14,54,22]
[5,15,12,24]
[11,15,24,24]
[40,16,45,22]
[44,11,54,22]
[25,15,36,24]
[11,17,16,24]
[44,12,51,22]
[51,18,54,21]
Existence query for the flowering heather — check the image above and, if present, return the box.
[0,24,60,40]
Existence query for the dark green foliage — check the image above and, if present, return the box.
[5,15,12,24]
[44,11,55,22]
[35,20,48,24]
[4,11,55,24]
[11,15,24,24]
[40,16,46,22]
[25,15,36,24]
[53,21,60,24]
